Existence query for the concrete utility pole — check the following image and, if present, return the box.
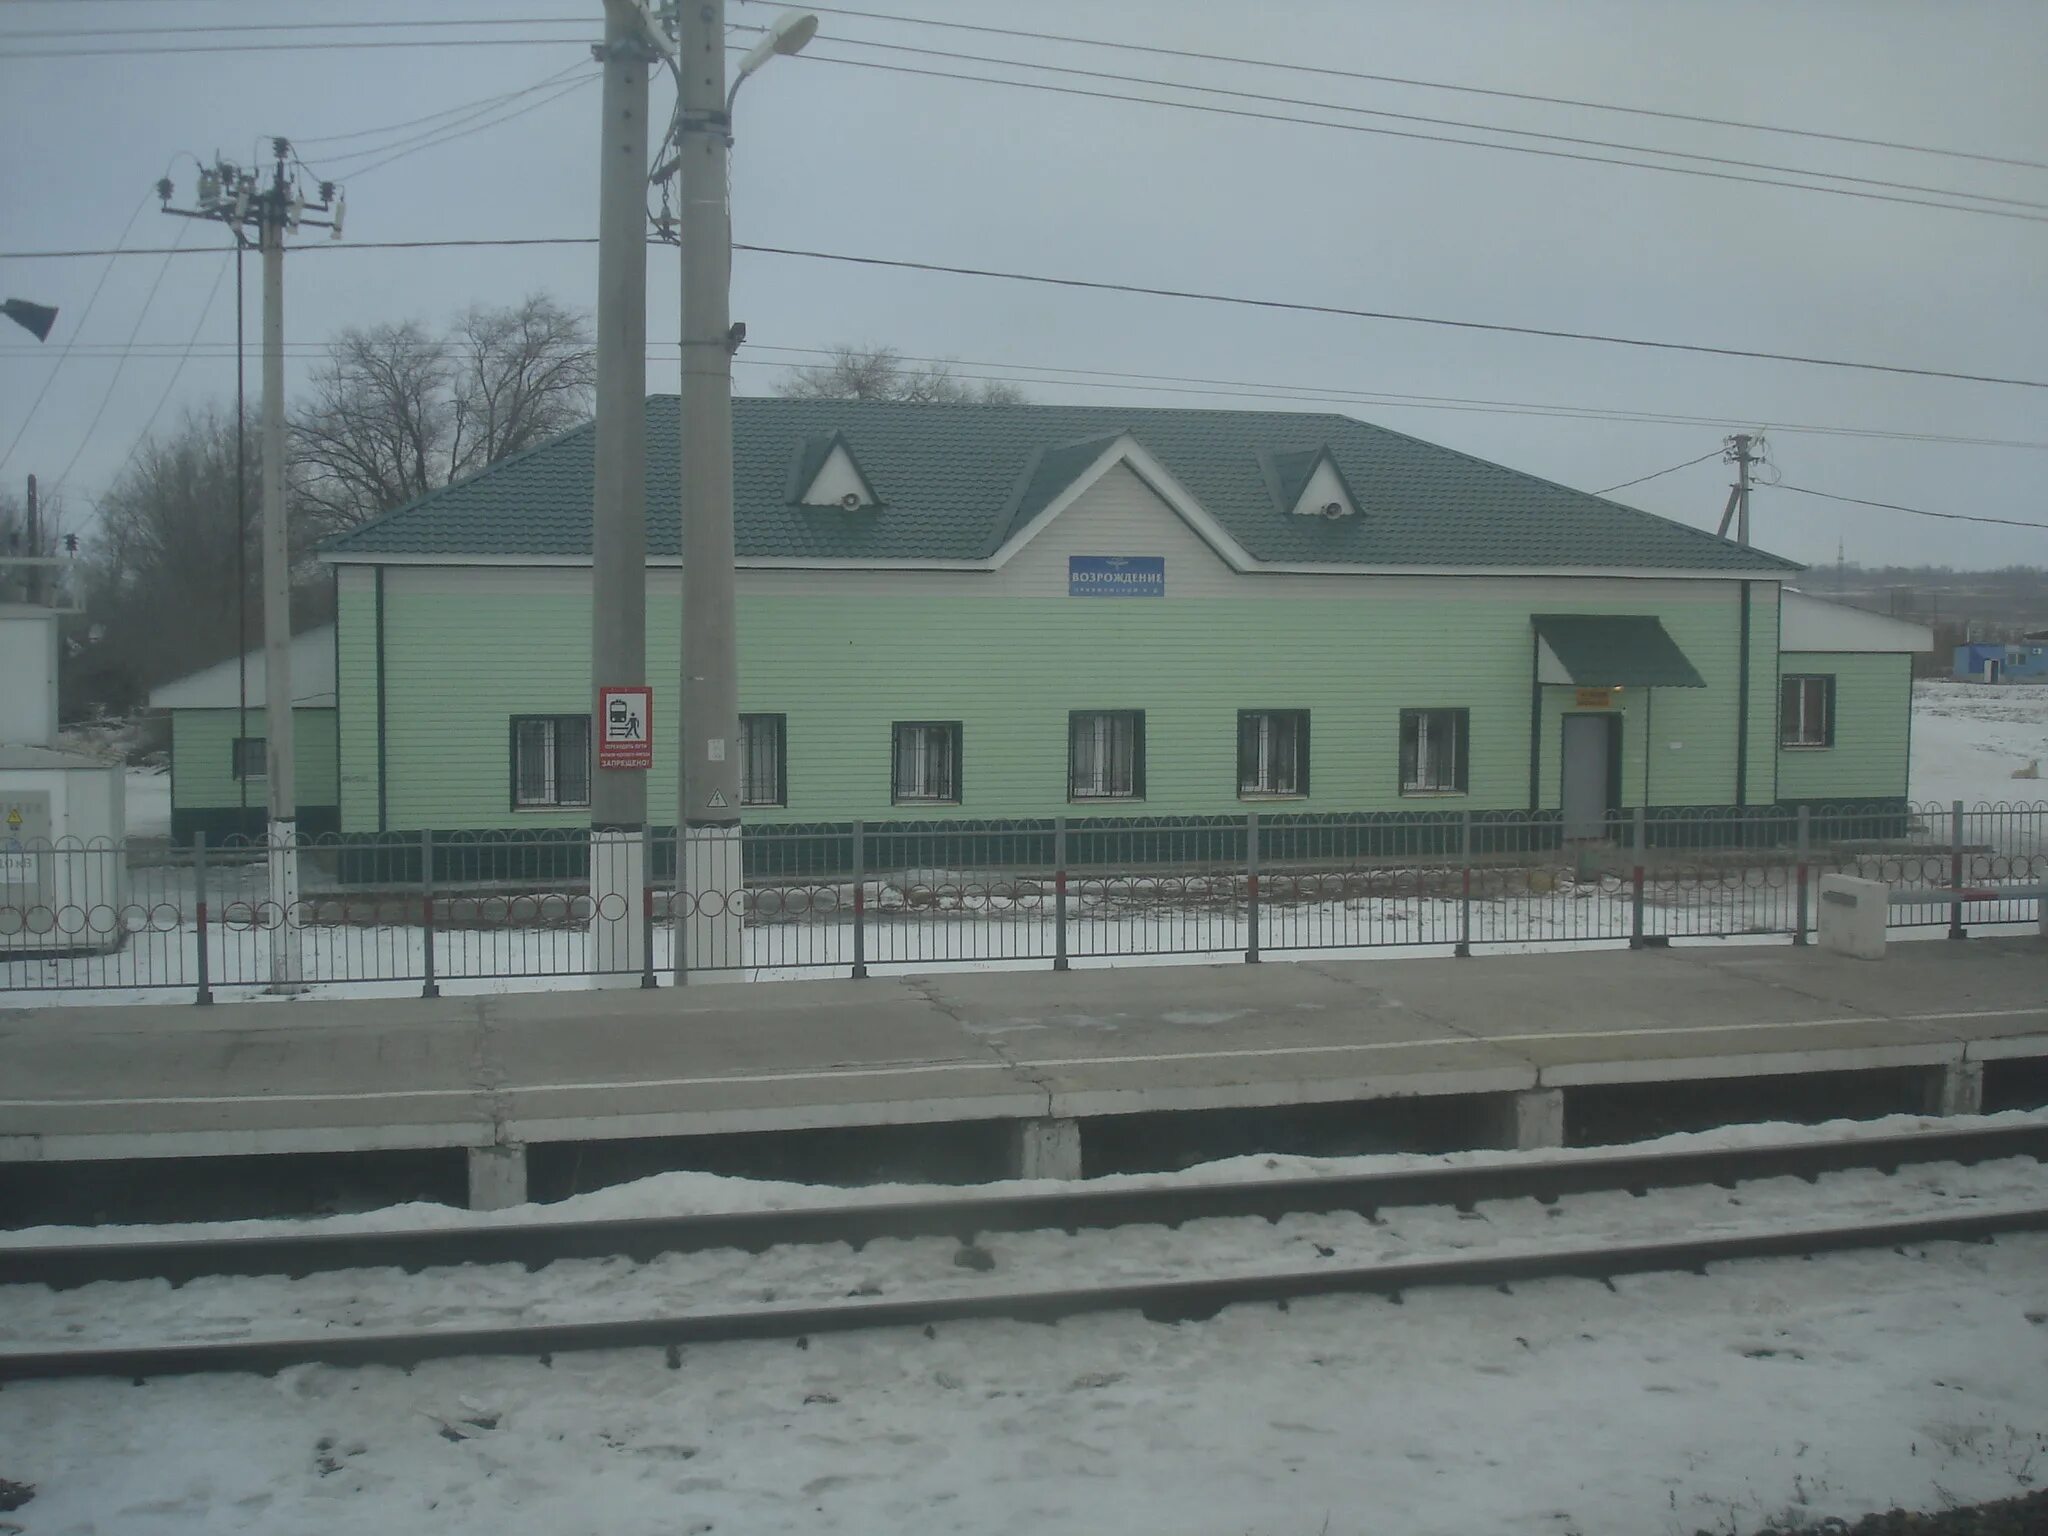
[663,2,817,980]
[673,0,743,978]
[160,142,342,988]
[1716,432,1756,546]
[589,0,656,982]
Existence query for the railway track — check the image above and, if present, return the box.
[3,1121,2045,1383]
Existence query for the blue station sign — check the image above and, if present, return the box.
[1068,555,1165,598]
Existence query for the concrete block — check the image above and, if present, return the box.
[1818,874,1888,960]
[1920,1059,1984,1117]
[467,1145,528,1210]
[1485,1087,1565,1150]
[1009,1117,1083,1180]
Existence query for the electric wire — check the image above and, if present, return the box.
[751,28,2047,215]
[1771,484,2048,531]
[51,219,192,493]
[96,250,232,496]
[289,59,592,154]
[1592,450,1728,495]
[0,189,154,477]
[782,1,2048,174]
[780,50,2048,225]
[6,235,2043,390]
[314,71,598,180]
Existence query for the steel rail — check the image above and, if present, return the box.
[3,1121,2043,1293]
[4,1201,2045,1382]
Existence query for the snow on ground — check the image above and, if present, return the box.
[6,1126,2044,1353]
[3,1183,2044,1533]
[123,766,172,841]
[1911,679,2048,805]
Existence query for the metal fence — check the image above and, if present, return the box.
[2,801,2042,1002]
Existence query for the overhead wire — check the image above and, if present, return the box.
[311,71,598,180]
[750,28,2047,216]
[0,187,152,477]
[726,242,2048,391]
[1592,450,1727,495]
[779,1,2048,173]
[96,250,232,496]
[15,334,2048,451]
[5,234,2045,390]
[51,217,192,492]
[289,58,593,150]
[775,50,2048,225]
[1770,484,2048,531]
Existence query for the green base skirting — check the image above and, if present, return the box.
[316,798,1913,884]
[171,806,341,848]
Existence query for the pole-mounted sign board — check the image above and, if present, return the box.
[597,686,653,770]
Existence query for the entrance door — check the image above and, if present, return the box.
[1561,714,1617,839]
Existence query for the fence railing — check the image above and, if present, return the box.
[2,801,2041,1002]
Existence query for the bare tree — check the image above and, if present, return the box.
[67,406,282,713]
[292,293,594,538]
[777,344,1027,405]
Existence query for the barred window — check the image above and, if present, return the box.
[1238,710,1308,797]
[1780,675,1834,748]
[1400,708,1468,794]
[738,714,786,807]
[511,715,591,808]
[1069,710,1145,800]
[892,721,961,804]
[231,737,266,780]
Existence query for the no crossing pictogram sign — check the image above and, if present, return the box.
[597,686,653,770]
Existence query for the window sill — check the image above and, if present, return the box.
[1238,791,1307,801]
[511,803,590,813]
[892,799,961,808]
[1069,796,1145,805]
[1399,788,1468,798]
[1780,744,1832,752]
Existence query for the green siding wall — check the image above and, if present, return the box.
[171,707,340,810]
[347,568,1795,831]
[1775,651,1912,802]
[336,565,380,830]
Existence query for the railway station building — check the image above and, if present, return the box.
[284,397,1925,847]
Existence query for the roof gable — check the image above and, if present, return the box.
[320,397,1803,576]
[987,432,1255,571]
[789,432,883,510]
[1261,446,1362,521]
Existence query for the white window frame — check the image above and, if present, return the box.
[1779,674,1833,750]
[891,721,961,805]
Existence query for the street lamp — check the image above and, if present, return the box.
[729,10,818,109]
[2,300,58,342]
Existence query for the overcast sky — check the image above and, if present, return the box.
[3,0,2044,570]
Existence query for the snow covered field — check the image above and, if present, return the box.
[4,1115,2046,1535]
[123,766,171,842]
[1911,678,2048,805]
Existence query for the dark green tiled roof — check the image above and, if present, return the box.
[1534,614,1707,688]
[322,397,1802,573]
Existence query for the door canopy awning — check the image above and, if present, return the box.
[1532,614,1706,689]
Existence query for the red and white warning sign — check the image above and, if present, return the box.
[597,686,653,770]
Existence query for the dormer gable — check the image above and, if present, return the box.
[1261,446,1362,521]
[790,432,883,510]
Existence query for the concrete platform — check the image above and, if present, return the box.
[3,940,2045,1203]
